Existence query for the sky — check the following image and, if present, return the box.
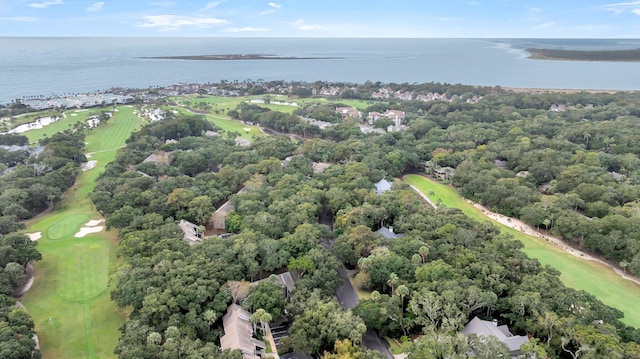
[0,0,640,37]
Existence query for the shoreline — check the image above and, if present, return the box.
[139,54,342,61]
[526,47,640,63]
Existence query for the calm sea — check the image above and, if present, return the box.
[1,37,640,104]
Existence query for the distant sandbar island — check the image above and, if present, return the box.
[527,47,640,62]
[140,54,342,61]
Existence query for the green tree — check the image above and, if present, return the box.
[243,282,285,319]
[290,299,366,354]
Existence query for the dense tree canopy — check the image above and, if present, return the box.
[91,85,640,358]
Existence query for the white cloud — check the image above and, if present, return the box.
[633,8,640,15]
[292,19,323,31]
[0,16,37,22]
[532,21,555,30]
[260,2,281,15]
[139,15,227,30]
[86,2,104,12]
[224,26,270,33]
[202,1,224,11]
[603,1,640,14]
[28,0,63,8]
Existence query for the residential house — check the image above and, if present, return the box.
[298,115,336,129]
[235,137,251,147]
[312,162,332,173]
[383,110,406,127]
[375,179,393,195]
[375,227,404,240]
[549,104,567,112]
[336,106,362,121]
[366,110,406,127]
[179,219,201,245]
[142,150,172,165]
[211,200,236,231]
[358,125,385,134]
[461,317,529,359]
[210,187,248,231]
[608,171,625,182]
[251,272,298,299]
[494,159,508,169]
[434,166,455,181]
[367,111,383,123]
[220,304,266,359]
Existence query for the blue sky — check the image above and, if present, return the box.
[0,0,639,37]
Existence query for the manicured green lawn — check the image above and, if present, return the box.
[169,103,264,141]
[20,106,143,359]
[403,174,640,328]
[24,109,107,144]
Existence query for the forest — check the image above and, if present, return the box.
[90,86,640,358]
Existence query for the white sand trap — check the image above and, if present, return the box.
[114,108,119,112]
[27,232,42,241]
[74,226,104,238]
[71,113,78,116]
[244,128,251,131]
[80,160,97,171]
[85,219,105,227]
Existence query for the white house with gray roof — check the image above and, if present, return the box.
[461,317,529,358]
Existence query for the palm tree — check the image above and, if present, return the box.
[250,308,273,336]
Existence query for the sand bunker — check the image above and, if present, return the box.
[74,219,106,237]
[244,128,251,131]
[80,160,97,171]
[74,226,104,238]
[27,232,42,241]
[85,219,105,227]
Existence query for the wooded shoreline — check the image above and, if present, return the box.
[527,47,640,62]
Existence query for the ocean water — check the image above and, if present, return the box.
[1,37,640,104]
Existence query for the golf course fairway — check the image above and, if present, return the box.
[403,174,640,328]
[20,106,143,359]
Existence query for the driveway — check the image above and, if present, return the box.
[335,267,393,358]
[336,268,359,310]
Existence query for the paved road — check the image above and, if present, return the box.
[335,268,393,359]
[336,268,359,309]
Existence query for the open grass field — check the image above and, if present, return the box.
[204,113,264,140]
[169,101,264,141]
[403,174,640,328]
[20,106,143,358]
[24,109,107,144]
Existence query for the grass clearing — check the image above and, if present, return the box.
[385,336,412,355]
[403,174,640,328]
[169,101,264,141]
[24,108,109,144]
[20,106,143,358]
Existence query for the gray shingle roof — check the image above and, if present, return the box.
[220,304,265,359]
[375,227,404,239]
[462,317,529,354]
[375,179,392,195]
